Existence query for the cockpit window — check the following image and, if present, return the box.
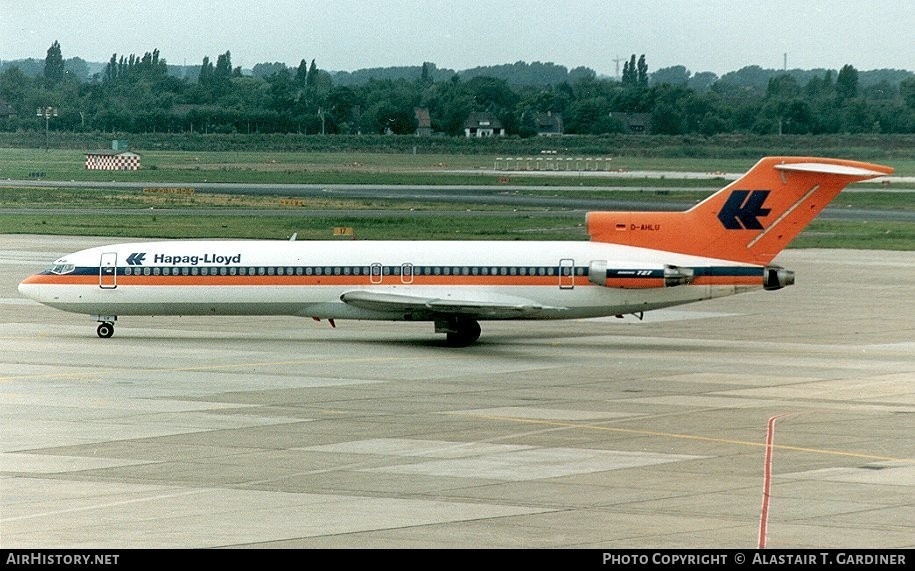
[49,263,76,275]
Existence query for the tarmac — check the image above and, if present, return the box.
[0,235,912,549]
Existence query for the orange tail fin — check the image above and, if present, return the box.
[587,157,893,264]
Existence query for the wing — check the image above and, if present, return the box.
[340,290,565,319]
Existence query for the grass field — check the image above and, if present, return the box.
[1,148,912,249]
[4,148,914,183]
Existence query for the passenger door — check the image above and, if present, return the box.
[99,252,118,289]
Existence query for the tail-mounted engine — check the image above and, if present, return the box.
[589,261,694,289]
[763,266,795,290]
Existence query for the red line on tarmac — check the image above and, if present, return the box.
[759,413,793,549]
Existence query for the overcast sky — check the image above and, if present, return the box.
[2,0,912,77]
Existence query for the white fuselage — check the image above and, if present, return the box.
[18,239,768,322]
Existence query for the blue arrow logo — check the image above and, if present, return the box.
[126,252,146,265]
[717,190,771,230]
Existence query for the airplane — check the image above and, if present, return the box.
[18,156,892,346]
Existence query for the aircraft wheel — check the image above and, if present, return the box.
[97,322,114,338]
[445,318,481,347]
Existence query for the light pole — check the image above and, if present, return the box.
[37,106,58,152]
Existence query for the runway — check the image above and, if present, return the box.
[1,235,913,549]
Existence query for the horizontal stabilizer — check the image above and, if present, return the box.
[773,162,890,177]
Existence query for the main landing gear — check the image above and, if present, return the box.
[94,316,117,338]
[435,317,481,347]
[96,322,114,338]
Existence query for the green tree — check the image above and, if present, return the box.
[423,75,474,135]
[804,70,834,98]
[325,85,358,133]
[651,65,690,86]
[213,51,234,95]
[687,71,718,92]
[198,56,214,85]
[419,62,434,88]
[103,54,118,83]
[767,74,800,99]
[0,67,32,111]
[295,59,308,85]
[43,41,65,87]
[637,55,648,87]
[306,59,318,86]
[901,77,915,109]
[64,57,90,82]
[622,54,637,86]
[836,64,859,100]
[251,62,289,78]
[565,97,620,134]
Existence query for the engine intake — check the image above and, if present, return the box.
[663,264,695,287]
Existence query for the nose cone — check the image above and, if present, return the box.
[18,274,43,301]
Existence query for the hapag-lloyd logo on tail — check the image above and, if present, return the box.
[717,190,771,230]
[125,252,242,266]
